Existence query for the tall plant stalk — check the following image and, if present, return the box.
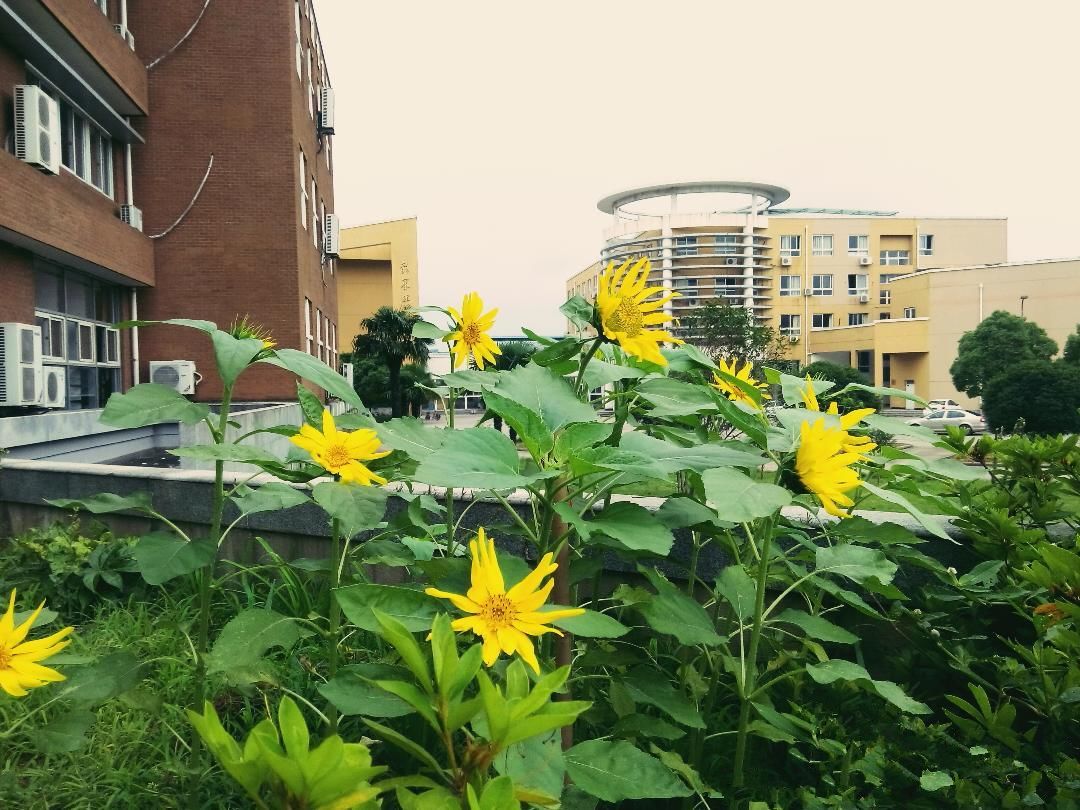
[326,517,343,732]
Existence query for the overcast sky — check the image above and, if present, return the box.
[317,1,1080,334]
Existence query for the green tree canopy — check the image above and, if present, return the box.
[1062,325,1080,365]
[349,353,391,409]
[982,359,1080,435]
[800,360,881,412]
[680,302,789,365]
[352,307,432,417]
[949,310,1058,398]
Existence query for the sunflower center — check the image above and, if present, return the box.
[461,322,482,346]
[480,594,516,629]
[607,297,644,337]
[322,441,353,471]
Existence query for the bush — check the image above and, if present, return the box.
[800,360,881,411]
[982,359,1080,434]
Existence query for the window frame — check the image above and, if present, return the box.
[305,299,313,354]
[847,235,869,256]
[780,235,801,257]
[811,274,833,296]
[779,275,801,296]
[32,73,114,198]
[779,313,801,337]
[879,250,910,266]
[847,273,869,296]
[35,313,66,361]
[903,306,916,319]
[811,313,833,330]
[299,149,308,229]
[848,312,868,326]
[919,233,934,256]
[812,234,833,256]
[673,236,698,257]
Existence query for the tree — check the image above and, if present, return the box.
[681,302,790,365]
[982,359,1080,435]
[399,364,435,417]
[1062,325,1080,365]
[950,310,1058,398]
[478,339,537,435]
[350,353,391,410]
[352,307,432,418]
[800,360,881,412]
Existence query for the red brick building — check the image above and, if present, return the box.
[0,0,338,406]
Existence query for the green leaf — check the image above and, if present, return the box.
[714,565,757,621]
[319,666,415,718]
[60,651,143,705]
[482,389,554,460]
[132,533,216,585]
[312,482,388,538]
[261,348,370,415]
[296,382,325,427]
[211,331,264,386]
[702,467,791,523]
[656,497,720,530]
[769,371,835,407]
[920,770,954,791]
[100,383,210,427]
[441,369,498,390]
[623,672,705,729]
[564,739,692,803]
[553,422,613,462]
[815,544,898,586]
[773,609,858,644]
[229,483,309,516]
[170,444,279,464]
[30,709,95,754]
[560,295,594,330]
[205,609,306,677]
[335,584,443,633]
[638,568,723,647]
[619,432,766,473]
[493,732,565,802]
[834,381,927,408]
[569,445,673,482]
[414,428,545,490]
[636,378,718,418]
[582,358,644,390]
[805,660,931,714]
[47,492,153,515]
[549,608,629,638]
[491,363,596,431]
[586,502,675,555]
[412,320,447,340]
[859,481,950,540]
[377,418,449,460]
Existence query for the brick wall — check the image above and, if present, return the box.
[0,244,35,325]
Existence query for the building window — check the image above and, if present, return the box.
[780,235,801,257]
[779,275,801,296]
[673,277,698,289]
[856,350,872,378]
[35,78,114,198]
[715,235,740,255]
[847,235,869,256]
[779,314,801,338]
[848,313,868,326]
[299,149,308,229]
[294,1,303,79]
[812,313,833,330]
[811,274,833,296]
[329,322,337,368]
[673,236,698,256]
[92,0,107,14]
[311,180,318,248]
[880,250,910,266]
[919,234,934,256]
[879,273,898,304]
[904,306,916,318]
[304,299,313,354]
[812,234,833,256]
[34,264,122,410]
[847,274,869,295]
[879,312,891,320]
[315,307,323,358]
[307,48,315,119]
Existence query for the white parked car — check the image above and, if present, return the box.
[908,409,986,434]
[923,399,961,417]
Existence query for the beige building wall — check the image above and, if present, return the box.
[337,218,419,352]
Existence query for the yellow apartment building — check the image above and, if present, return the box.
[567,182,1007,349]
[808,258,1080,409]
[336,218,419,353]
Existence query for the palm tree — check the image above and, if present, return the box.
[353,307,431,418]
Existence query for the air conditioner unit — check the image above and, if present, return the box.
[858,293,870,304]
[13,85,60,174]
[42,365,66,408]
[149,360,198,395]
[780,256,793,266]
[859,256,872,266]
[113,24,135,50]
[789,335,800,344]
[120,204,144,232]
[724,257,740,266]
[318,86,335,135]
[802,288,814,297]
[0,323,43,407]
[323,212,340,258]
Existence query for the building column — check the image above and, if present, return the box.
[742,193,757,313]
[661,213,673,320]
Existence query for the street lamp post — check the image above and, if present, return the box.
[1020,295,1029,317]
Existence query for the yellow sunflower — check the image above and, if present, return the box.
[712,358,770,410]
[801,376,876,458]
[228,315,276,350]
[795,418,867,518]
[425,529,584,674]
[0,590,73,697]
[596,258,682,365]
[290,409,390,486]
[446,292,501,370]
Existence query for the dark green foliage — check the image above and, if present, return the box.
[982,359,1080,434]
[801,360,882,411]
[350,353,391,408]
[352,306,432,417]
[1062,325,1080,365]
[950,310,1058,398]
[680,301,790,364]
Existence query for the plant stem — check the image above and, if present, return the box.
[731,516,775,803]
[573,335,605,396]
[548,477,574,751]
[326,517,343,732]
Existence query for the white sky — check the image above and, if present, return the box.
[317,0,1080,334]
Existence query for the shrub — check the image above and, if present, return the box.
[982,359,1080,435]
